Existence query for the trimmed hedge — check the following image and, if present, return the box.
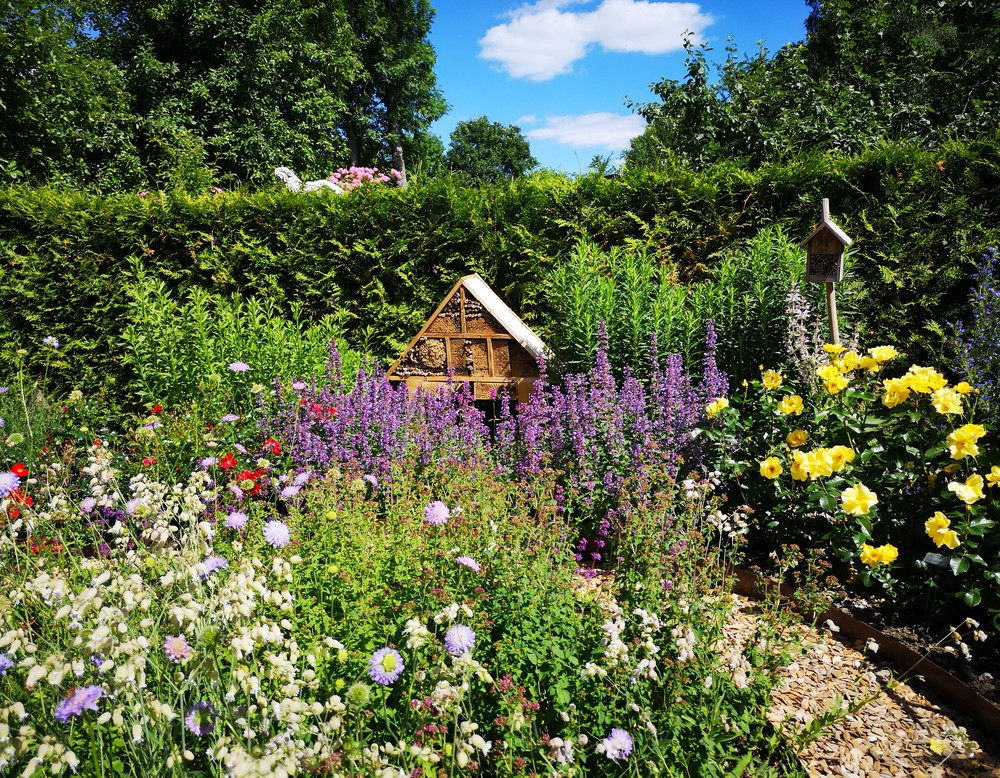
[2,135,998,398]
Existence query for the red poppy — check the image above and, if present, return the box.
[326,407,338,416]
[11,463,28,478]
[220,453,237,470]
[263,437,281,455]
[151,404,163,414]
[235,468,266,496]
[10,489,33,507]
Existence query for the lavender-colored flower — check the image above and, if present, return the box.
[80,496,97,513]
[293,470,312,487]
[444,625,476,656]
[199,456,218,469]
[598,728,633,761]
[219,414,239,424]
[291,380,307,391]
[0,386,8,394]
[229,483,244,500]
[185,701,218,736]
[225,510,248,529]
[234,443,248,454]
[125,497,147,515]
[200,555,229,579]
[0,652,13,675]
[263,520,291,548]
[164,635,192,663]
[280,485,300,500]
[228,361,250,373]
[362,474,378,488]
[42,335,59,349]
[90,653,104,668]
[368,647,404,685]
[455,555,481,573]
[0,471,21,499]
[54,685,103,723]
[424,500,450,526]
[0,417,4,428]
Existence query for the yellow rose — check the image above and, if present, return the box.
[953,381,974,394]
[761,370,783,390]
[931,387,963,415]
[925,512,961,549]
[987,466,1000,488]
[759,457,783,479]
[789,450,809,481]
[805,448,834,479]
[902,365,948,393]
[816,363,842,381]
[705,397,729,418]
[859,543,879,567]
[875,544,899,564]
[946,423,987,460]
[824,375,850,394]
[836,351,861,372]
[823,343,846,355]
[828,445,855,471]
[868,345,898,363]
[841,483,878,515]
[786,429,808,447]
[777,395,804,415]
[948,473,985,504]
[858,356,881,372]
[881,377,911,408]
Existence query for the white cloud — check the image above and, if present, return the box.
[526,112,646,149]
[515,114,538,126]
[479,0,713,81]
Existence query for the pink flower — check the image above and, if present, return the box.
[164,634,192,663]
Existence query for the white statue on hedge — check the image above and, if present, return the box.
[274,166,344,194]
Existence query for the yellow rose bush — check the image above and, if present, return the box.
[697,341,1000,624]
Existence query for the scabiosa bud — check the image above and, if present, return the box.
[444,624,476,656]
[345,682,372,708]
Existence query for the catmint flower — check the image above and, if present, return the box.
[424,500,450,526]
[226,510,248,529]
[185,701,217,736]
[228,361,250,372]
[0,652,13,675]
[54,685,103,723]
[368,648,404,685]
[0,471,21,499]
[597,728,633,761]
[455,555,481,573]
[164,635,192,663]
[444,625,476,656]
[263,520,291,548]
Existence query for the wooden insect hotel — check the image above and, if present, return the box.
[386,273,548,402]
[802,198,852,283]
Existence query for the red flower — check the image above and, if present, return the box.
[235,468,266,496]
[11,463,28,478]
[263,437,281,455]
[151,404,163,414]
[326,407,338,416]
[220,453,237,470]
[9,489,32,507]
[142,457,156,467]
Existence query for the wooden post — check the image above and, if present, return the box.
[821,198,840,345]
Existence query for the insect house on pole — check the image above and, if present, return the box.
[386,273,548,402]
[802,198,852,283]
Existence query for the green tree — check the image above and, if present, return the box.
[444,116,538,185]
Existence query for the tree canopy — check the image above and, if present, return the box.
[444,116,538,185]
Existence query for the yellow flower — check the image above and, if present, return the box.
[824,375,850,394]
[828,445,855,471]
[859,543,897,567]
[881,377,911,408]
[948,473,985,504]
[925,512,961,549]
[705,397,729,418]
[805,448,834,479]
[841,483,878,515]
[987,466,1000,488]
[835,351,861,372]
[789,450,809,481]
[902,365,948,393]
[868,345,898,363]
[786,429,808,447]
[777,395,804,415]
[953,381,974,394]
[929,739,952,757]
[761,370,783,390]
[759,457,783,479]
[858,356,881,372]
[823,343,846,355]
[946,423,987,459]
[931,387,963,415]
[816,363,841,381]
[859,544,879,567]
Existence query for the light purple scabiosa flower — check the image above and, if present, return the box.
[164,635,192,663]
[125,497,148,515]
[280,485,300,500]
[293,470,312,487]
[199,456,218,469]
[362,474,378,488]
[0,471,21,499]
[185,701,218,736]
[228,361,250,373]
[0,386,8,394]
[54,685,103,723]
[226,510,249,529]
[455,556,481,573]
[200,555,229,579]
[368,648,404,685]
[219,414,239,424]
[444,625,476,656]
[0,418,5,428]
[291,380,307,391]
[424,500,450,526]
[0,652,13,675]
[263,520,291,548]
[598,728,633,761]
[42,335,59,349]
[80,496,97,513]
[229,483,244,500]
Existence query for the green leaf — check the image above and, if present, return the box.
[962,589,981,607]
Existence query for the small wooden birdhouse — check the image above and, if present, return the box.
[386,273,548,403]
[802,199,852,283]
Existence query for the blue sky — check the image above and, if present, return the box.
[428,0,812,174]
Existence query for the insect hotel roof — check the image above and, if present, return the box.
[802,200,853,283]
[386,273,548,402]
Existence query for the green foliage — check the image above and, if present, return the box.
[445,116,539,185]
